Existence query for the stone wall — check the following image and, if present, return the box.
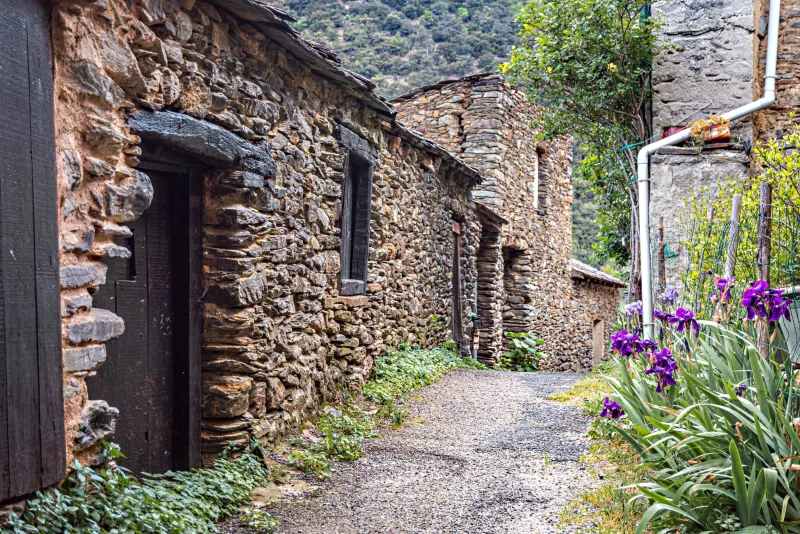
[570,278,622,366]
[755,0,800,139]
[652,0,756,138]
[395,75,620,371]
[649,145,751,288]
[51,0,481,467]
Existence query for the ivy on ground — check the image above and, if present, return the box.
[2,439,274,534]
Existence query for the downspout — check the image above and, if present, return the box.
[637,0,781,340]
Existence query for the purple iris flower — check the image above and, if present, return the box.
[769,289,792,322]
[600,397,625,419]
[644,348,678,392]
[641,339,658,352]
[668,308,700,334]
[741,280,793,322]
[717,277,734,303]
[660,284,679,306]
[654,309,673,321]
[736,383,748,397]
[741,280,770,320]
[625,300,643,317]
[610,329,643,357]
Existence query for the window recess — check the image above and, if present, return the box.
[335,124,378,296]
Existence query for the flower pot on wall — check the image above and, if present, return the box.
[662,125,688,138]
[661,125,688,145]
[690,116,732,146]
[701,124,731,144]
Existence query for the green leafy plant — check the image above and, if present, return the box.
[287,449,333,479]
[240,508,279,533]
[599,279,800,533]
[495,332,547,371]
[2,439,271,534]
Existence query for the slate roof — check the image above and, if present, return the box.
[391,73,500,103]
[570,259,626,288]
[205,0,483,186]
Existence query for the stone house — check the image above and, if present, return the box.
[394,75,624,370]
[0,0,621,505]
[0,0,487,502]
[649,0,800,282]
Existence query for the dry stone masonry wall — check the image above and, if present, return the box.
[652,0,756,138]
[395,75,621,371]
[756,0,800,139]
[52,0,480,466]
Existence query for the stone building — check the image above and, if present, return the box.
[0,0,488,501]
[649,0,800,282]
[394,74,624,370]
[0,0,621,505]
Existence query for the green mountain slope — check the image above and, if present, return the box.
[273,0,524,98]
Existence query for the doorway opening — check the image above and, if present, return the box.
[592,319,605,365]
[87,166,202,475]
[451,222,464,350]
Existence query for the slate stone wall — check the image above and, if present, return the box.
[571,279,622,365]
[52,0,479,466]
[652,0,756,138]
[395,76,615,371]
[756,0,800,139]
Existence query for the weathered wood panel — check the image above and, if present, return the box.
[0,0,64,501]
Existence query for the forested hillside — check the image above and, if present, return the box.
[274,0,523,98]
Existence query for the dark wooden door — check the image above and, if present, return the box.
[451,224,464,349]
[0,0,65,502]
[88,171,201,475]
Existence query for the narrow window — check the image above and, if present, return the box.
[336,125,377,296]
[535,147,548,213]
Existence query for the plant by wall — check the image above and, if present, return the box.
[503,0,663,289]
[496,332,547,371]
[2,440,272,534]
[676,119,800,315]
[600,277,800,532]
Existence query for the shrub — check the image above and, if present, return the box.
[495,332,547,372]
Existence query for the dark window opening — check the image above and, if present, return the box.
[340,153,374,296]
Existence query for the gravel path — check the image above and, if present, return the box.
[265,370,595,534]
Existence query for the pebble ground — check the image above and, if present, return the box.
[257,370,595,534]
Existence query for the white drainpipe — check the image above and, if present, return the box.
[637,0,781,340]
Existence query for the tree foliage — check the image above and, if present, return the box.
[274,0,525,98]
[503,0,662,277]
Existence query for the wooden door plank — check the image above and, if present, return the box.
[452,232,463,347]
[146,173,175,473]
[26,0,65,487]
[86,215,149,476]
[0,2,42,497]
[172,173,202,470]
